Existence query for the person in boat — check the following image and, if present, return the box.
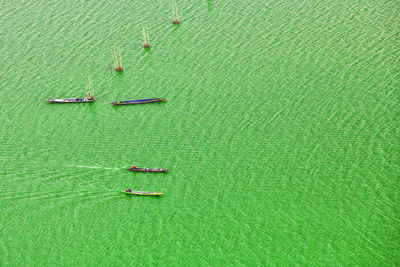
[132,166,136,169]
[126,189,132,192]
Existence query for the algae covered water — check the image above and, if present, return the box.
[0,0,398,265]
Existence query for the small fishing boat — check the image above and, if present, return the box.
[128,166,168,172]
[123,190,163,196]
[111,98,166,105]
[47,76,95,103]
[46,98,94,103]
[172,3,181,24]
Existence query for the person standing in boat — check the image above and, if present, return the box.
[87,94,94,101]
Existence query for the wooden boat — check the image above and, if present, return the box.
[128,166,168,172]
[172,3,181,24]
[123,190,163,196]
[46,98,94,103]
[111,98,166,105]
[47,76,95,103]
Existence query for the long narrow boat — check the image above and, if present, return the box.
[127,166,168,172]
[47,76,95,103]
[111,98,166,105]
[46,98,94,103]
[123,190,163,196]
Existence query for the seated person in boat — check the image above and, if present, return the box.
[126,189,132,192]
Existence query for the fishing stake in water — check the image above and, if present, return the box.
[141,19,151,48]
[172,3,181,24]
[112,49,123,71]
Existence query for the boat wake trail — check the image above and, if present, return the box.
[75,165,121,170]
[0,190,121,201]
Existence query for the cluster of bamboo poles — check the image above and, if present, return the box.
[111,3,181,72]
[142,3,181,48]
[113,49,123,72]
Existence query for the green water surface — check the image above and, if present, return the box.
[0,0,398,265]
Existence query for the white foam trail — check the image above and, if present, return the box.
[75,165,120,170]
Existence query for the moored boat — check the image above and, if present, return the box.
[47,75,95,103]
[46,98,94,103]
[123,189,163,196]
[111,98,166,105]
[127,166,168,172]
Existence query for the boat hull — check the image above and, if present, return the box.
[127,168,168,173]
[111,98,166,105]
[123,191,163,196]
[47,98,94,103]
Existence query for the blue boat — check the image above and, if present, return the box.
[111,98,166,105]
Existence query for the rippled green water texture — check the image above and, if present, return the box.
[0,0,398,265]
